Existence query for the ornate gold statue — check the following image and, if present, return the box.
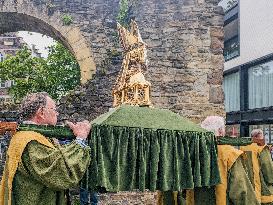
[113,20,151,107]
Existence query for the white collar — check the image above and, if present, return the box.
[22,120,37,125]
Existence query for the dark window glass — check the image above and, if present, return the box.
[224,35,239,61]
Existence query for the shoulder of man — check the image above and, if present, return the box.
[11,131,55,151]
[218,144,243,170]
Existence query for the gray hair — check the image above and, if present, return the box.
[251,129,263,138]
[19,92,49,121]
[201,116,225,134]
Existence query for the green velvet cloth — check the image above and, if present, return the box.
[218,137,252,146]
[87,125,219,191]
[85,105,220,192]
[10,141,91,205]
[91,105,207,132]
[18,124,75,139]
[241,151,255,187]
[16,106,220,192]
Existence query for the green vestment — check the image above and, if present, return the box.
[260,148,273,205]
[227,158,260,205]
[241,144,273,205]
[1,131,91,205]
[187,145,259,205]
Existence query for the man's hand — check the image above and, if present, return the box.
[66,120,91,139]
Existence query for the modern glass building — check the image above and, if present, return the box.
[220,0,273,143]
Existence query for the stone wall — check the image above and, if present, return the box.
[0,0,121,83]
[0,0,224,204]
[133,0,225,123]
[57,0,225,124]
[98,191,158,205]
[0,0,225,123]
[58,54,121,122]
[56,1,225,202]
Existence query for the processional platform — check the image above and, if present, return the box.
[0,20,222,193]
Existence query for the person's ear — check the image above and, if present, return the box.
[36,107,45,120]
[218,128,225,136]
[217,127,220,133]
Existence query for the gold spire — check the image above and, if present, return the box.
[112,20,151,107]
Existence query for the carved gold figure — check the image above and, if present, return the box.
[113,20,151,107]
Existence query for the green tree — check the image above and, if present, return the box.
[116,0,129,27]
[0,43,80,101]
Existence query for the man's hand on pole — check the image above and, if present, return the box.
[66,120,91,140]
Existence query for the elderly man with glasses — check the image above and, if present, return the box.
[0,92,91,205]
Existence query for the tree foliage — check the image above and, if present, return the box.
[0,43,80,101]
[116,0,129,27]
[62,14,73,25]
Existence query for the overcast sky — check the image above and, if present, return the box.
[17,31,56,58]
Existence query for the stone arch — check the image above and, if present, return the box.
[0,1,96,84]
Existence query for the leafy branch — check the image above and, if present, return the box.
[62,14,73,25]
[0,43,80,101]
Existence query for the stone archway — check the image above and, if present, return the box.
[0,2,96,84]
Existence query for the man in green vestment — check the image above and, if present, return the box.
[241,129,273,204]
[0,92,91,205]
[186,116,259,205]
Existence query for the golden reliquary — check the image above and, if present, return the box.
[112,20,151,107]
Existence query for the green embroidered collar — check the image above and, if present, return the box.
[217,136,252,146]
[18,124,75,139]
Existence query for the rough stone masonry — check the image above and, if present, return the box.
[0,0,224,204]
[56,0,225,125]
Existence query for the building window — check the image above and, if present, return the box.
[248,60,273,109]
[223,1,239,61]
[3,40,14,46]
[223,72,240,112]
[5,80,13,88]
[0,96,13,104]
[0,80,14,88]
[0,53,4,62]
[224,35,239,61]
[226,124,240,137]
[219,0,238,13]
[0,80,6,88]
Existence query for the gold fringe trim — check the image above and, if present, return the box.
[173,191,178,205]
[157,191,163,205]
[186,190,195,205]
[261,194,273,204]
